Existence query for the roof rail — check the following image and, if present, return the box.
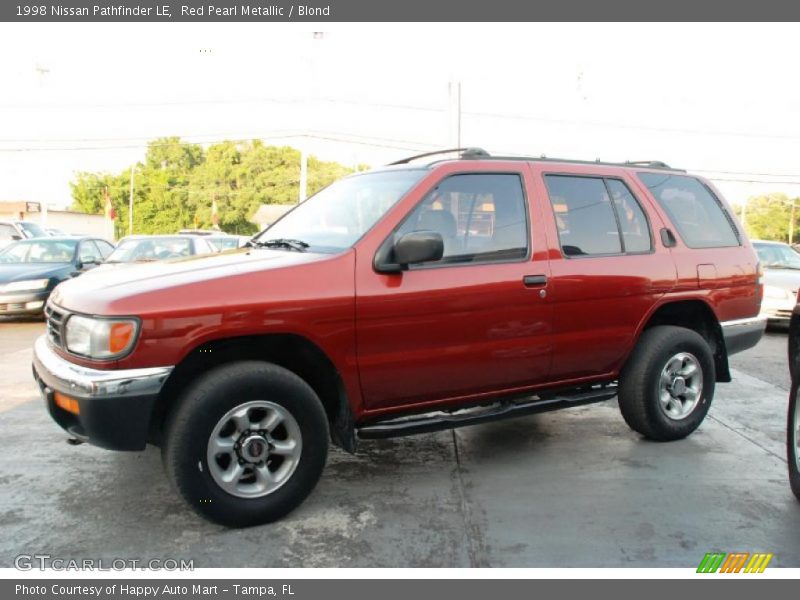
[623,160,672,168]
[388,148,682,171]
[486,155,680,170]
[388,147,490,165]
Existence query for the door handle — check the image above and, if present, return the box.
[523,274,548,287]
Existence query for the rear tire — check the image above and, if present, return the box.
[789,385,800,501]
[619,326,715,441]
[162,361,329,527]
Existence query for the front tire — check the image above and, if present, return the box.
[789,385,800,501]
[618,326,715,441]
[162,361,329,527]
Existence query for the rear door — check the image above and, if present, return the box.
[354,164,554,413]
[533,166,678,382]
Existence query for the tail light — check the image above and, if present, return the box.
[756,261,764,306]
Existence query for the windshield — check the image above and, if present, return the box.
[209,237,239,250]
[18,222,46,238]
[108,237,193,262]
[754,242,800,270]
[0,239,77,263]
[253,169,427,253]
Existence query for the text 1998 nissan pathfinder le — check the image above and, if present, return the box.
[33,148,766,526]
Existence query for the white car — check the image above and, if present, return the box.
[0,220,47,249]
[752,239,800,325]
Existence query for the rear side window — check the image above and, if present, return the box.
[637,173,739,248]
[0,224,16,241]
[544,176,622,256]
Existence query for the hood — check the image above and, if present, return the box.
[0,263,72,283]
[50,248,333,313]
[762,267,800,291]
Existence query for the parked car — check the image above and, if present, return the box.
[33,149,765,527]
[0,236,113,316]
[177,229,249,251]
[177,228,222,236]
[752,240,800,326]
[101,235,217,265]
[789,298,800,501]
[206,235,250,251]
[0,220,47,249]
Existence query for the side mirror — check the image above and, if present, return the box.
[375,230,444,274]
[78,258,99,270]
[11,234,21,241]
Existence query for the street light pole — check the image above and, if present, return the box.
[129,164,135,235]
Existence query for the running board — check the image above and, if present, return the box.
[357,385,617,440]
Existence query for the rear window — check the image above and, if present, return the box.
[637,173,739,249]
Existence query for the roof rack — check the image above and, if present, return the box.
[623,160,672,168]
[388,148,683,172]
[388,147,491,165]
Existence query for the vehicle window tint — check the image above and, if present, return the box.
[545,176,621,256]
[606,179,652,253]
[637,173,739,248]
[397,173,529,265]
[95,240,114,259]
[194,238,214,254]
[19,221,45,238]
[79,240,102,263]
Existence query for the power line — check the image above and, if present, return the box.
[0,130,437,153]
[6,94,800,143]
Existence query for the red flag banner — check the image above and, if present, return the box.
[103,186,116,220]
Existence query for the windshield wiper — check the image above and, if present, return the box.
[250,238,309,252]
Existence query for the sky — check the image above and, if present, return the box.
[1,22,800,209]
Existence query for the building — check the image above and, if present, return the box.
[250,203,294,231]
[0,202,114,241]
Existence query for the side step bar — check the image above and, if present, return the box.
[357,385,617,440]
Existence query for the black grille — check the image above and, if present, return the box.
[45,303,67,348]
[0,303,25,312]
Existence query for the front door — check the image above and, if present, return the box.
[355,169,553,413]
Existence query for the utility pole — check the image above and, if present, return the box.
[740,198,747,233]
[299,149,308,203]
[448,81,462,148]
[299,32,324,203]
[129,164,135,235]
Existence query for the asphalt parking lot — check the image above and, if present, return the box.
[0,320,798,568]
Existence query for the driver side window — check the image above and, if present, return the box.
[396,173,529,266]
[79,241,102,263]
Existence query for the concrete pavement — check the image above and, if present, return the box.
[0,323,798,567]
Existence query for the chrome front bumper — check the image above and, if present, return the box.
[32,335,173,399]
[32,335,174,450]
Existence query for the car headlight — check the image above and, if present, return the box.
[764,285,790,299]
[64,315,139,359]
[3,278,49,292]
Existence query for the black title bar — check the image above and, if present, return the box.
[3,0,800,21]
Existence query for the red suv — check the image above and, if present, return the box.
[32,149,766,526]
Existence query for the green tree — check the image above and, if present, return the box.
[70,138,358,238]
[734,193,800,242]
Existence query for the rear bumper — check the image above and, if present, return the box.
[759,297,795,324]
[32,335,173,451]
[721,316,767,356]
